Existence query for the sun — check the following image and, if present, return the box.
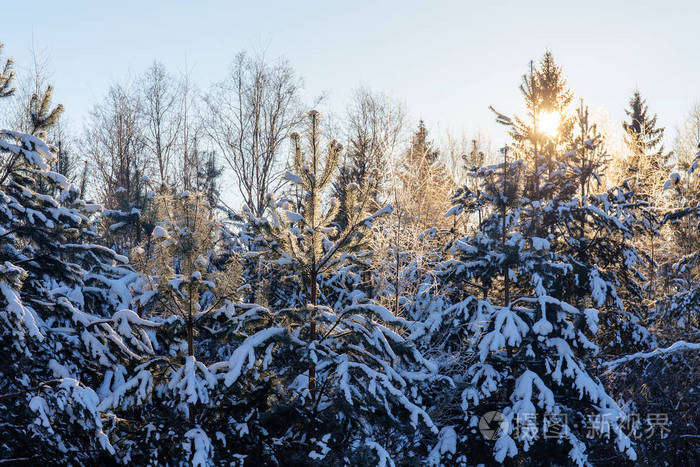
[538,111,560,138]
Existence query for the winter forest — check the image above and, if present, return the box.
[0,31,699,467]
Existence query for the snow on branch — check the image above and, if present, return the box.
[603,341,700,369]
[283,170,303,185]
[223,327,287,386]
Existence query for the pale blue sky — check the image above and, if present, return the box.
[3,0,699,150]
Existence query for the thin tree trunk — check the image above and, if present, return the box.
[309,272,317,401]
[187,281,195,429]
[394,212,401,319]
[503,204,509,307]
[502,147,510,307]
[308,112,319,441]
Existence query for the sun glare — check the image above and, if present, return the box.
[538,111,560,138]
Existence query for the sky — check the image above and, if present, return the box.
[3,0,699,154]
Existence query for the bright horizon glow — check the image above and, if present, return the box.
[538,111,560,138]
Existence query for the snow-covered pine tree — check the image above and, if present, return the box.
[555,103,654,356]
[0,127,158,464]
[419,134,649,465]
[661,149,700,329]
[97,189,241,465]
[222,110,440,465]
[0,48,161,464]
[494,57,654,355]
[661,108,700,315]
[600,150,700,467]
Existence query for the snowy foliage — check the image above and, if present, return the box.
[1,55,697,464]
[0,129,156,462]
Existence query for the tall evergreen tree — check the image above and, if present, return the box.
[620,91,671,300]
[0,115,157,463]
[414,54,652,465]
[418,140,644,465]
[195,150,223,208]
[621,90,671,197]
[661,149,700,328]
[98,190,242,465]
[222,110,439,464]
[506,51,575,201]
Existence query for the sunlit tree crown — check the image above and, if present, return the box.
[255,110,387,294]
[29,85,64,136]
[620,90,671,198]
[623,90,666,156]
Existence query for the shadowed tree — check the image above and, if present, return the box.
[224,110,439,464]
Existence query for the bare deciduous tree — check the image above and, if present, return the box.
[84,83,150,247]
[203,52,303,216]
[140,62,182,186]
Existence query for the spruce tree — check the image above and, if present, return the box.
[419,141,642,465]
[98,189,241,465]
[0,127,157,463]
[620,90,671,300]
[507,51,575,201]
[396,120,453,232]
[414,58,652,464]
[194,150,223,208]
[662,149,700,328]
[622,90,671,198]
